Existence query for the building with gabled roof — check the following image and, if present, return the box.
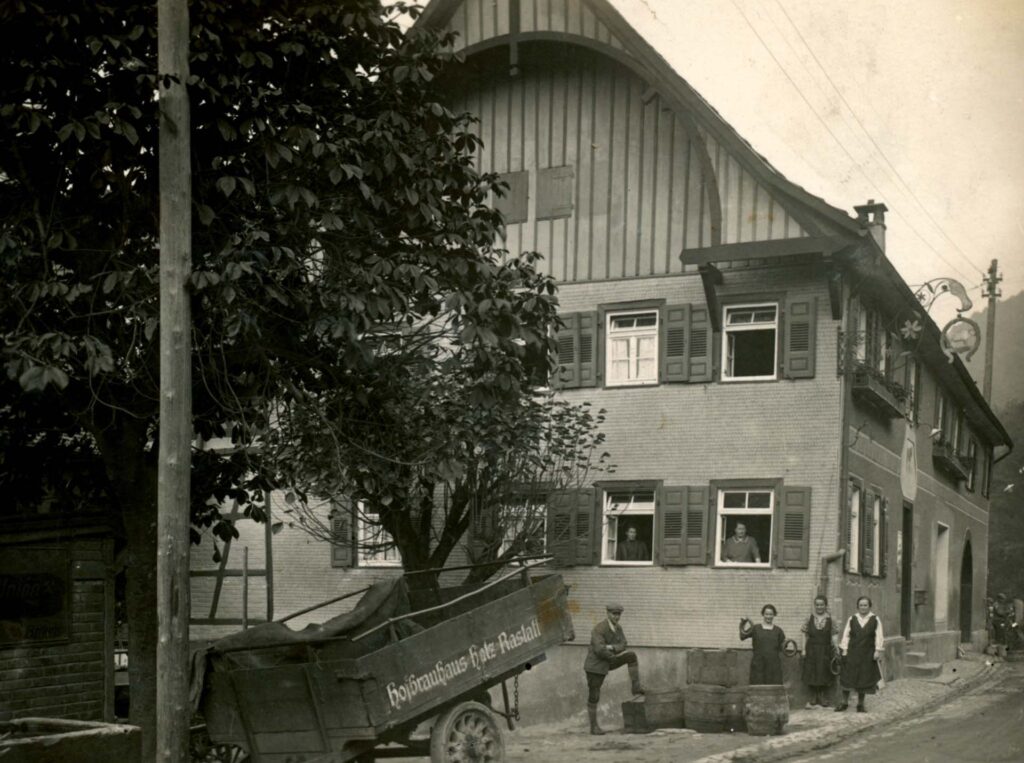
[410,0,1011,718]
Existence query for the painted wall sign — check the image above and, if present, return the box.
[0,548,70,646]
[900,422,919,502]
[385,617,542,710]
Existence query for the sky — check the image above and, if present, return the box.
[610,0,1024,328]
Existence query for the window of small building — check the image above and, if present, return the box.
[966,439,978,492]
[715,488,773,567]
[605,310,659,386]
[601,490,655,565]
[722,304,778,381]
[498,496,548,563]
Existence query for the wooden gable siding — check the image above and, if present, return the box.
[453,56,806,282]
[702,130,808,244]
[446,0,629,54]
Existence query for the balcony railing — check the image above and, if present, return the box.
[850,363,906,419]
[932,441,971,481]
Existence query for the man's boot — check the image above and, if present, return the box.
[587,703,605,735]
[628,663,645,695]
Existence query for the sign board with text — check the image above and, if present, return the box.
[0,547,71,646]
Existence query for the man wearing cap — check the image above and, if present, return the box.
[583,603,644,735]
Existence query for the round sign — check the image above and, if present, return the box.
[941,316,981,361]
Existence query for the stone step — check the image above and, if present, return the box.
[904,650,928,665]
[904,662,943,679]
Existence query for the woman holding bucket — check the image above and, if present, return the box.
[836,595,885,712]
[740,604,786,684]
[800,594,839,707]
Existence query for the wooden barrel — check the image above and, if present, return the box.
[685,684,726,733]
[743,685,790,736]
[644,689,685,729]
[721,686,746,732]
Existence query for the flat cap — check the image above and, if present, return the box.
[606,603,624,614]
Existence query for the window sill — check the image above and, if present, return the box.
[604,380,660,389]
[714,562,771,569]
[601,561,654,567]
[720,375,778,383]
[356,561,403,569]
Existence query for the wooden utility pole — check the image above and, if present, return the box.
[157,0,192,759]
[981,259,1001,403]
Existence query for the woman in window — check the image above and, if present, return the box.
[835,596,884,712]
[801,595,839,707]
[740,604,785,684]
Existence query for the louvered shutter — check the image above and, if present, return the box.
[844,481,855,573]
[553,312,599,389]
[783,297,816,379]
[862,491,875,576]
[776,486,811,568]
[688,306,713,382]
[573,488,597,565]
[661,304,690,382]
[330,501,354,568]
[546,491,575,567]
[658,486,687,565]
[683,486,709,565]
[467,504,494,563]
[577,312,599,388]
[880,497,889,577]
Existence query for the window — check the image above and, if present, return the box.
[982,447,992,498]
[966,439,978,492]
[904,360,920,421]
[601,490,655,564]
[722,304,778,381]
[847,479,862,574]
[606,311,658,386]
[715,488,773,567]
[866,491,882,576]
[357,505,401,567]
[498,497,547,563]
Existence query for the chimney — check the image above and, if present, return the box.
[854,199,888,252]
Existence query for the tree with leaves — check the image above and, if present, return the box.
[0,1,560,754]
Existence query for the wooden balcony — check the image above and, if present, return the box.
[851,365,905,419]
[932,442,970,481]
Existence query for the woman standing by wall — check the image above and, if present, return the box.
[836,595,884,712]
[741,604,785,685]
[801,595,839,707]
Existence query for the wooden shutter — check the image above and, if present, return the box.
[573,488,597,565]
[776,486,811,569]
[688,306,713,382]
[862,490,875,576]
[536,165,574,220]
[880,497,889,577]
[494,170,529,224]
[546,491,575,566]
[783,297,816,379]
[467,504,494,563]
[683,486,709,565]
[844,480,856,573]
[546,488,596,567]
[553,312,599,389]
[330,501,353,568]
[661,304,690,383]
[657,486,687,565]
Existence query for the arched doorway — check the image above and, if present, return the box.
[959,538,973,642]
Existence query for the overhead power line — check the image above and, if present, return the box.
[728,0,978,282]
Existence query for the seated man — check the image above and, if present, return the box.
[722,522,761,563]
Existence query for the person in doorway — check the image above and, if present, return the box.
[992,593,1014,646]
[740,604,786,684]
[583,603,644,735]
[836,596,884,712]
[722,522,761,563]
[801,594,839,707]
[615,524,649,561]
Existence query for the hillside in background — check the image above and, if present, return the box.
[988,399,1024,599]
[964,288,1024,411]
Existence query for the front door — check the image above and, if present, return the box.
[960,539,973,642]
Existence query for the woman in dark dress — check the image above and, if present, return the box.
[801,595,839,707]
[836,595,884,712]
[740,604,786,684]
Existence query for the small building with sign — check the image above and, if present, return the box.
[190,0,1012,723]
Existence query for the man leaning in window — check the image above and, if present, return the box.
[722,521,761,563]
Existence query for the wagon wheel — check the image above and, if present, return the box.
[429,700,505,763]
[189,726,249,763]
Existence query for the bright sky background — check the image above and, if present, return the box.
[610,0,1024,327]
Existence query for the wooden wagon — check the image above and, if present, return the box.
[192,563,574,762]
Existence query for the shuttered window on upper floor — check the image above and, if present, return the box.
[493,170,529,224]
[553,297,816,389]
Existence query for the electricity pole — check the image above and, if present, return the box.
[981,259,1001,403]
[157,0,192,759]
